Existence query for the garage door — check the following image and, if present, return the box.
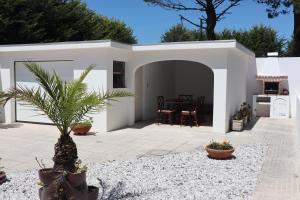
[15,61,74,124]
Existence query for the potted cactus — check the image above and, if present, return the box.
[205,140,234,159]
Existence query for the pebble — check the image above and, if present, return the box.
[0,144,267,200]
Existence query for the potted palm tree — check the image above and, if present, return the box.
[0,63,132,200]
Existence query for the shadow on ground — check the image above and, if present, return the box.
[0,123,23,129]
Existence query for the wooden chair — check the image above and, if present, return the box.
[180,97,203,127]
[156,96,176,125]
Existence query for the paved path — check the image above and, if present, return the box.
[250,118,300,200]
[0,117,299,199]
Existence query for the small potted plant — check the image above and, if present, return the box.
[71,118,93,135]
[205,140,234,159]
[0,158,7,185]
[240,102,252,124]
[232,110,244,131]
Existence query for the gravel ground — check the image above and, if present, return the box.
[0,144,267,200]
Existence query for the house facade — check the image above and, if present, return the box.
[1,40,298,134]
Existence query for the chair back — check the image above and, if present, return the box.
[196,96,205,113]
[157,96,164,110]
[178,94,193,102]
[198,96,205,105]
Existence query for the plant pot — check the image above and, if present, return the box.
[38,168,62,185]
[38,168,98,200]
[88,186,99,200]
[0,171,7,185]
[232,119,243,131]
[67,171,87,187]
[71,125,92,135]
[243,116,248,125]
[205,147,235,160]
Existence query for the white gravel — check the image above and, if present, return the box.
[0,144,267,200]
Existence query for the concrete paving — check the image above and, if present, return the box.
[0,117,299,199]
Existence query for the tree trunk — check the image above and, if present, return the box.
[53,134,78,172]
[205,0,217,40]
[294,4,300,56]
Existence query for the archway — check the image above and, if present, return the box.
[134,60,214,127]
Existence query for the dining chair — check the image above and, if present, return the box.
[180,97,202,127]
[156,96,176,125]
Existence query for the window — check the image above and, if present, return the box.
[113,61,125,88]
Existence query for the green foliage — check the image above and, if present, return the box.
[98,16,137,44]
[0,0,137,44]
[233,102,251,120]
[71,118,93,129]
[232,111,243,120]
[161,24,286,56]
[285,38,295,57]
[217,25,286,57]
[161,24,196,42]
[207,140,233,150]
[0,63,133,135]
[74,159,87,173]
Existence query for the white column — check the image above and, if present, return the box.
[1,63,15,123]
[212,69,228,133]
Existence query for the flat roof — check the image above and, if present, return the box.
[0,39,255,56]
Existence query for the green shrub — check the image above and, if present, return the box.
[207,140,233,150]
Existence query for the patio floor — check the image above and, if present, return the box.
[0,117,299,199]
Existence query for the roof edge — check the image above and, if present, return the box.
[0,39,255,56]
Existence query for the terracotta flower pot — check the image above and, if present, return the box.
[71,125,92,135]
[205,147,235,159]
[0,171,7,185]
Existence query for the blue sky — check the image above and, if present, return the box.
[84,0,293,44]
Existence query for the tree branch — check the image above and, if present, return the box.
[216,0,241,20]
[145,0,204,11]
[180,14,201,27]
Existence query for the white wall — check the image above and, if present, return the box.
[226,50,249,130]
[0,65,4,122]
[256,57,300,117]
[0,48,111,132]
[126,49,231,133]
[106,48,133,131]
[297,96,300,137]
[141,61,175,120]
[174,61,214,104]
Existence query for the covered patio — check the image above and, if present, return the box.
[134,60,214,127]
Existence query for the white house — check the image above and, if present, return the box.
[0,40,298,133]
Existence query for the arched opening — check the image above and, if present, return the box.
[134,60,214,127]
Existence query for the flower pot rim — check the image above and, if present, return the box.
[71,124,92,128]
[205,146,235,152]
[232,119,243,122]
